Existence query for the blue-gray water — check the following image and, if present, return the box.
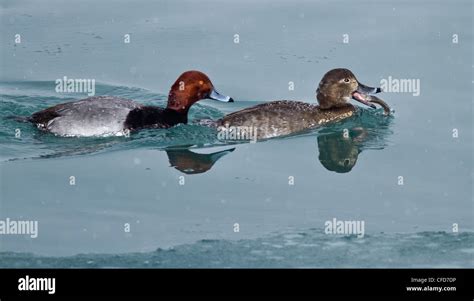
[0,0,472,267]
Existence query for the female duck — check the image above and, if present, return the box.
[27,70,233,137]
[216,68,389,140]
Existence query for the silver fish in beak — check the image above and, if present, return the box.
[352,83,382,109]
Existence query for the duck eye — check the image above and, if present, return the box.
[344,78,350,83]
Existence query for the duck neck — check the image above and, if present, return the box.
[317,91,349,110]
[163,107,188,125]
[125,106,188,130]
[312,103,356,124]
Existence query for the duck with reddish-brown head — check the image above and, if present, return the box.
[25,70,233,137]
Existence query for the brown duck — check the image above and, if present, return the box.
[216,68,390,140]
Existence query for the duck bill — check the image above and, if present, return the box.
[352,83,382,109]
[209,89,234,103]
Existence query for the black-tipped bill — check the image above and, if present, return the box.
[209,89,234,102]
[358,83,382,94]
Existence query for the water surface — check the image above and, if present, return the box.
[0,0,472,267]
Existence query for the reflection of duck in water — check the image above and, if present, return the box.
[317,128,365,173]
[317,113,393,173]
[166,147,235,174]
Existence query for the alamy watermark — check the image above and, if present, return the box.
[18,275,55,295]
[324,218,365,238]
[380,76,420,96]
[0,217,38,238]
[55,76,95,96]
[217,125,258,143]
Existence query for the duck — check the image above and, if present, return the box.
[215,68,389,140]
[24,70,234,137]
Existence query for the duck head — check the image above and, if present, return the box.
[316,68,381,110]
[167,70,234,113]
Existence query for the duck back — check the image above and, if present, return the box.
[31,96,142,137]
[218,101,355,139]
